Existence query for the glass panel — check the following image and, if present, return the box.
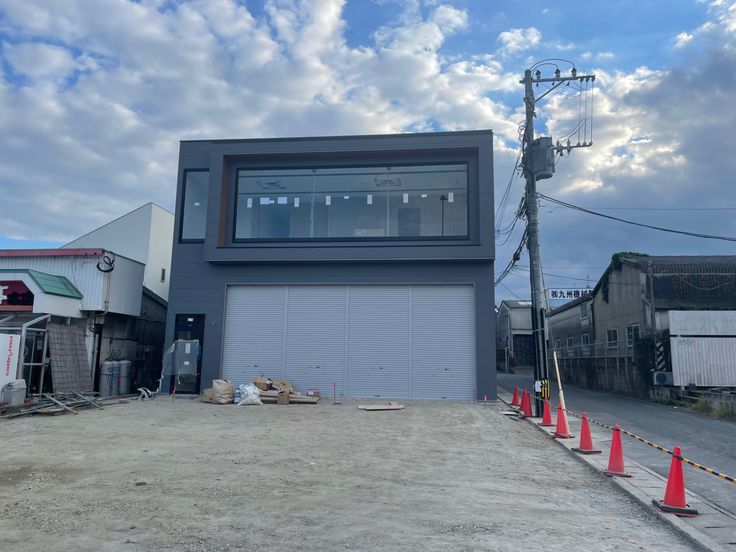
[181,171,209,241]
[235,164,468,240]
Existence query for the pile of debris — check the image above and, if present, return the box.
[252,377,320,405]
[0,392,107,420]
[201,376,320,405]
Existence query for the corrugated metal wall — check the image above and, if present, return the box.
[0,256,104,310]
[669,310,736,387]
[0,254,143,316]
[671,337,736,387]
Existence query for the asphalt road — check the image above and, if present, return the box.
[497,371,736,516]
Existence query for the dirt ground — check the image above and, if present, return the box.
[0,398,697,552]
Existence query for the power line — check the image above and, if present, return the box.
[495,228,527,287]
[516,265,608,270]
[512,266,641,286]
[498,281,524,300]
[539,194,736,243]
[570,206,736,212]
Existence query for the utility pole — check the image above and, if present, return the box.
[522,69,548,417]
[520,66,595,416]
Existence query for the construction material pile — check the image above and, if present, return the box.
[201,377,320,405]
[0,392,107,420]
[252,376,320,404]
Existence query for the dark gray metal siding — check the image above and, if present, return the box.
[166,131,496,399]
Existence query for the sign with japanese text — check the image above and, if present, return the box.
[547,288,592,300]
[1,333,19,390]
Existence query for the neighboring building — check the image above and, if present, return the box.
[547,293,594,359]
[496,300,534,370]
[548,254,736,394]
[166,131,495,400]
[62,203,174,389]
[63,203,174,301]
[0,248,144,394]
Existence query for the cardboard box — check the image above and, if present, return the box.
[277,390,290,405]
[252,376,271,391]
[272,380,293,393]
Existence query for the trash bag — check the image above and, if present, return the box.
[237,383,262,406]
[212,379,234,405]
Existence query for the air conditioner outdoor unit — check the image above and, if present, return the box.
[652,371,674,386]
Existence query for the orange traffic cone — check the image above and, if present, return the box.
[511,386,521,407]
[572,412,601,454]
[553,404,572,438]
[652,446,699,516]
[604,425,631,477]
[519,389,533,417]
[539,398,554,427]
[511,385,521,406]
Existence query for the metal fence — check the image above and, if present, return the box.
[548,341,649,398]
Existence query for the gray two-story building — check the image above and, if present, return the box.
[165,131,495,400]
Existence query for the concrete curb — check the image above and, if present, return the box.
[497,391,731,552]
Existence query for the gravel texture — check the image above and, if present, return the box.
[0,397,696,551]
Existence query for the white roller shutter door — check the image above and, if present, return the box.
[221,284,476,399]
[285,286,347,395]
[347,286,410,398]
[222,286,286,387]
[410,286,476,400]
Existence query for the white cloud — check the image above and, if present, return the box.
[4,42,77,79]
[497,27,541,54]
[0,0,517,242]
[431,4,468,33]
[674,31,694,47]
[581,51,614,61]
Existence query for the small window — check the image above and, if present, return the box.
[566,337,574,355]
[582,333,590,346]
[580,303,588,319]
[554,338,561,350]
[607,328,618,348]
[160,267,166,283]
[180,170,209,241]
[626,324,640,347]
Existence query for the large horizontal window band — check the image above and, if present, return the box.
[180,169,209,242]
[234,163,469,241]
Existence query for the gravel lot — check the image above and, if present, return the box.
[0,397,696,551]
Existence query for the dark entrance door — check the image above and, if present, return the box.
[173,314,204,394]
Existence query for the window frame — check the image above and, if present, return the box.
[580,303,588,319]
[566,336,575,355]
[231,161,471,243]
[626,324,640,348]
[179,168,210,243]
[606,328,619,349]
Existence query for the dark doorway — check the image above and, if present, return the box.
[173,314,205,393]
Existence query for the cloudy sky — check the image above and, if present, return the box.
[1,0,735,302]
